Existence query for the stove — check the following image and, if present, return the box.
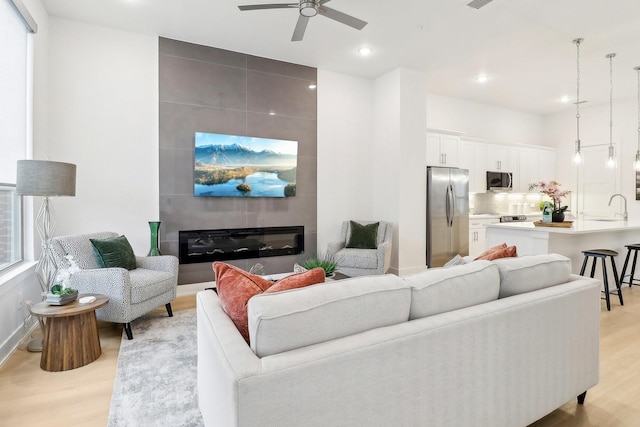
[499,215,528,223]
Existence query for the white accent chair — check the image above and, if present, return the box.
[50,231,179,339]
[327,220,393,277]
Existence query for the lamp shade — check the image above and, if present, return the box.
[16,160,76,197]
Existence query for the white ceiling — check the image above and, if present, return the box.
[42,0,640,115]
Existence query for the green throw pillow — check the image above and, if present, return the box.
[346,221,379,249]
[90,235,137,270]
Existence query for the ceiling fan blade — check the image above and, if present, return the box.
[318,5,367,30]
[466,0,494,9]
[319,0,332,4]
[291,15,310,42]
[238,3,297,11]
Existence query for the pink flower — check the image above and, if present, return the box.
[529,181,571,209]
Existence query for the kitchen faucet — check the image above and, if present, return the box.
[608,193,628,220]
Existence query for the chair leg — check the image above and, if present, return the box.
[124,323,133,340]
[580,256,588,276]
[165,303,173,317]
[610,256,624,306]
[602,258,611,311]
[620,249,631,286]
[630,250,639,287]
[577,391,587,405]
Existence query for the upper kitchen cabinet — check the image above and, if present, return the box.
[518,147,557,192]
[426,131,461,167]
[485,143,511,172]
[459,139,487,193]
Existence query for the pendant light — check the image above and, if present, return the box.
[605,53,617,169]
[573,38,584,165]
[634,66,640,171]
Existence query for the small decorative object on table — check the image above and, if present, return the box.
[148,221,162,256]
[529,180,570,223]
[303,252,337,278]
[47,254,80,305]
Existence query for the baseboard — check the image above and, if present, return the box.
[177,282,214,296]
[0,320,38,368]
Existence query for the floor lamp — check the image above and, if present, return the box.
[16,160,76,352]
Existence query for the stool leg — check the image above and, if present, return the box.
[580,256,588,276]
[630,250,639,287]
[590,258,597,278]
[610,256,624,306]
[621,249,631,286]
[602,257,611,311]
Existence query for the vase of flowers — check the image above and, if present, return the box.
[529,180,571,223]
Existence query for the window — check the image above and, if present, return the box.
[0,0,37,274]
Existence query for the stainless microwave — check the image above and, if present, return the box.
[486,171,513,191]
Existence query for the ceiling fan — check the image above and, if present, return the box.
[466,0,494,9]
[238,0,367,42]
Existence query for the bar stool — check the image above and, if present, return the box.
[620,243,640,287]
[579,249,624,311]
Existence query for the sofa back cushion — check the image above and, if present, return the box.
[403,260,500,320]
[247,274,411,357]
[494,253,572,298]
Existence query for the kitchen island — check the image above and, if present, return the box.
[486,219,640,274]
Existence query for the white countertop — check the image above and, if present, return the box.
[486,219,640,234]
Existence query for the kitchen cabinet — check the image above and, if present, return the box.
[486,144,511,172]
[459,139,487,193]
[469,217,501,258]
[518,147,557,192]
[426,132,460,167]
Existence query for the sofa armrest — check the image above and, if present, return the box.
[70,268,130,302]
[136,255,178,274]
[197,290,262,427]
[327,241,345,255]
[377,241,392,273]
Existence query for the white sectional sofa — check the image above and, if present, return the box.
[197,254,601,427]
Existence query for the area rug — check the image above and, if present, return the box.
[107,309,204,427]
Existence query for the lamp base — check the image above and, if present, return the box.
[26,337,43,353]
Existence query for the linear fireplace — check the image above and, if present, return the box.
[179,226,304,264]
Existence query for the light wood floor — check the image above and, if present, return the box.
[1,288,640,426]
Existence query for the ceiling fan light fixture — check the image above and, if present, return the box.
[300,1,319,17]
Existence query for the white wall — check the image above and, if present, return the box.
[46,18,159,253]
[317,70,374,254]
[427,94,546,146]
[543,98,637,217]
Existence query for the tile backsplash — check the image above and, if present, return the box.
[470,192,547,215]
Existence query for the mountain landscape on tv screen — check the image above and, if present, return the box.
[194,133,298,198]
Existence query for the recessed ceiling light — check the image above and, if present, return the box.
[357,46,372,56]
[308,84,317,89]
[559,95,570,103]
[474,73,489,83]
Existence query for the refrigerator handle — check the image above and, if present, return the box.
[449,184,455,227]
[446,184,454,227]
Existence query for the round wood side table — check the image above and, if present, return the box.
[29,294,109,372]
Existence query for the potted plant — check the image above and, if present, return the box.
[303,252,337,278]
[529,181,571,222]
[47,254,80,305]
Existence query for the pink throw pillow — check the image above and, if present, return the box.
[475,245,518,261]
[474,242,508,260]
[213,262,325,343]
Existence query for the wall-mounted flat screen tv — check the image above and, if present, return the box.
[194,132,298,198]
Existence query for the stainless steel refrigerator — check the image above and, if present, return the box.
[426,167,469,267]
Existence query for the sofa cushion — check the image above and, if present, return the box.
[346,221,379,249]
[475,245,518,261]
[494,253,572,298]
[248,274,411,357]
[403,260,500,320]
[90,235,137,270]
[213,262,325,342]
[334,248,378,269]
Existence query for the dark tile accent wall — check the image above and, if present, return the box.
[158,38,318,284]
